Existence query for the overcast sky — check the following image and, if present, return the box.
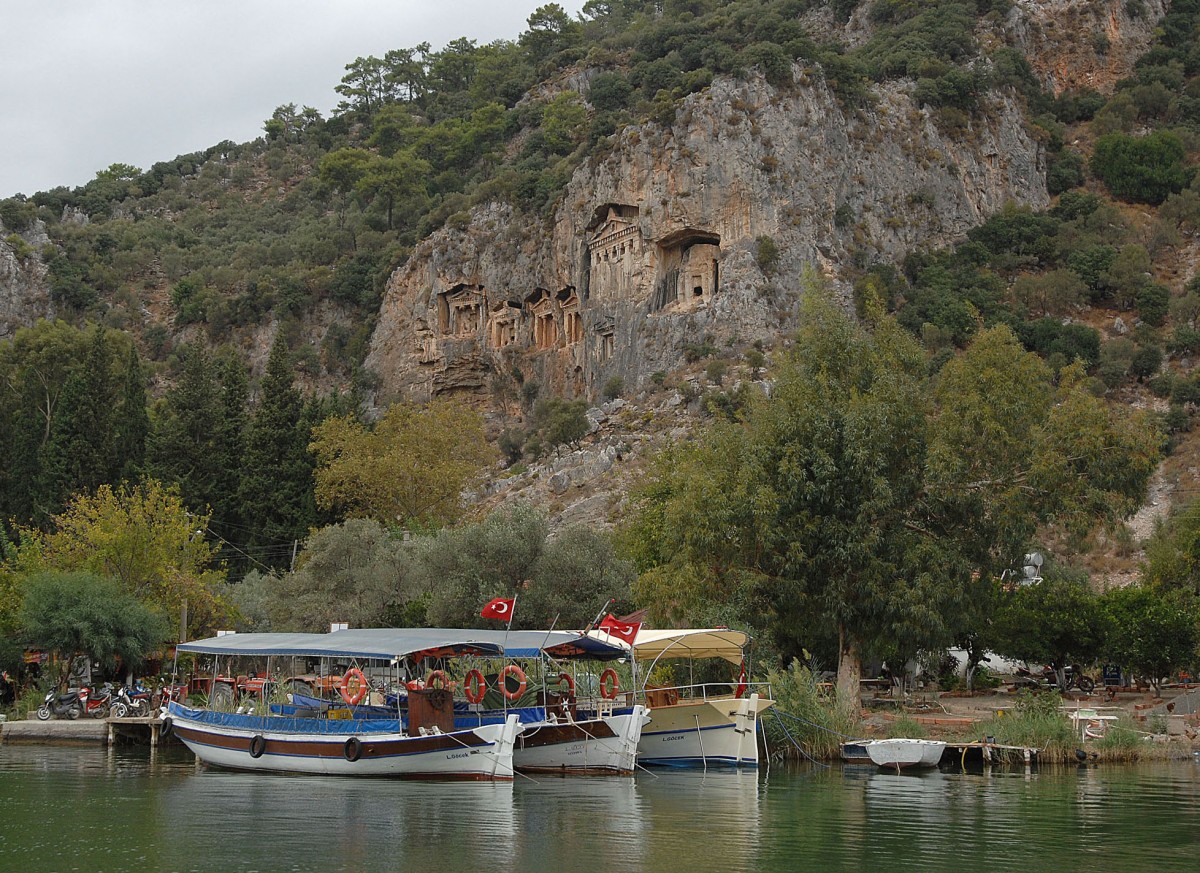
[0,0,587,199]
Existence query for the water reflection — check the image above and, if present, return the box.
[2,747,1199,873]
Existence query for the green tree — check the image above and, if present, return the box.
[239,335,314,569]
[35,326,120,519]
[1091,130,1189,205]
[990,567,1106,689]
[310,398,496,527]
[22,480,229,638]
[113,345,149,482]
[1100,585,1199,695]
[146,344,221,514]
[266,519,417,631]
[18,571,169,673]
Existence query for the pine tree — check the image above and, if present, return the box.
[211,353,249,572]
[239,335,314,569]
[113,344,150,482]
[35,326,118,518]
[145,344,220,513]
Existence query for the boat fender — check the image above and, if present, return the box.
[556,672,576,698]
[160,716,173,737]
[339,668,368,706]
[500,664,527,702]
[464,669,487,704]
[600,668,620,700]
[344,736,362,763]
[426,669,448,690]
[249,734,266,758]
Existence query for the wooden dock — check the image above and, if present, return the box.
[1,715,170,747]
[941,740,1038,766]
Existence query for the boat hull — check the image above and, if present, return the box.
[865,738,946,770]
[512,706,650,775]
[166,703,519,780]
[636,694,773,767]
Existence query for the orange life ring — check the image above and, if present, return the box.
[500,664,527,701]
[464,669,486,704]
[426,670,448,690]
[339,668,367,706]
[599,668,619,700]
[555,672,576,697]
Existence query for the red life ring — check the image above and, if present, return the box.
[464,669,487,704]
[426,670,448,690]
[599,668,619,700]
[555,672,576,697]
[500,664,527,701]
[339,668,368,705]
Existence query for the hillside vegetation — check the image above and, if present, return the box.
[3,1,1200,687]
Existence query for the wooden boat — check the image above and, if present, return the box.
[586,627,775,768]
[166,629,521,780]
[441,629,651,776]
[864,738,946,770]
[168,627,648,777]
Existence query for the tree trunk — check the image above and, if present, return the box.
[836,624,862,706]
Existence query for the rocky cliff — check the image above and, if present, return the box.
[0,218,52,341]
[366,71,1047,408]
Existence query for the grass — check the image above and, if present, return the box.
[763,663,863,760]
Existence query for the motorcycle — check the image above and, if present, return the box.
[79,684,114,719]
[1015,663,1095,693]
[109,684,151,719]
[36,688,84,720]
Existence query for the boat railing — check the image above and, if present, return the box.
[639,680,772,706]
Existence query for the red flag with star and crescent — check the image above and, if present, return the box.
[480,597,516,620]
[598,614,641,644]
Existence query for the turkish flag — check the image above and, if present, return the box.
[598,614,640,644]
[480,597,516,620]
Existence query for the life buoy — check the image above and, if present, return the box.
[599,668,619,700]
[426,670,448,690]
[344,736,362,762]
[500,664,527,701]
[249,734,266,758]
[555,672,576,697]
[339,668,368,706]
[464,669,486,704]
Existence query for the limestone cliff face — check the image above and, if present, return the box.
[366,71,1047,406]
[1005,0,1168,95]
[0,218,53,341]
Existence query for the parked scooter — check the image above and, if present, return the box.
[79,684,114,719]
[36,689,84,720]
[1015,663,1095,693]
[110,684,151,719]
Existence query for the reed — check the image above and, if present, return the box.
[763,663,862,760]
[979,690,1074,756]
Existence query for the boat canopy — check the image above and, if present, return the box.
[586,628,750,665]
[177,628,626,662]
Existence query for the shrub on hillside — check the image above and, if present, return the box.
[1091,130,1189,205]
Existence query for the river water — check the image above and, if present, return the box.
[1,745,1198,872]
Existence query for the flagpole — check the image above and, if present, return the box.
[501,593,518,714]
[582,598,615,637]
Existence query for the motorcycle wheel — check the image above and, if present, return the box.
[36,705,51,721]
[110,702,128,719]
[90,704,109,719]
[1078,675,1096,693]
[66,705,81,720]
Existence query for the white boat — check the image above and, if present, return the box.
[447,629,651,776]
[165,701,519,779]
[167,629,522,780]
[168,627,648,778]
[586,627,775,767]
[864,738,946,770]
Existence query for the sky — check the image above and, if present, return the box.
[0,0,588,199]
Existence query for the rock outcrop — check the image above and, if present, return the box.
[0,218,53,340]
[366,69,1047,406]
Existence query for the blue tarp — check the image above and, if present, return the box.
[169,702,402,734]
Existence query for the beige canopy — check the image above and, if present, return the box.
[587,627,750,665]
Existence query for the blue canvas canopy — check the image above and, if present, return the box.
[177,628,625,662]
